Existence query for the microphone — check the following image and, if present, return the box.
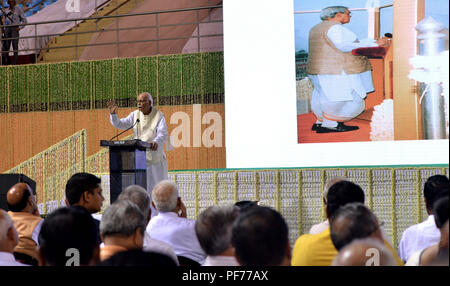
[109,119,140,141]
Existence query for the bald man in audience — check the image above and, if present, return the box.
[0,210,28,266]
[332,238,396,266]
[6,183,43,265]
[147,180,206,265]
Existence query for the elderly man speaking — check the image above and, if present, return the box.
[307,6,389,133]
[107,92,172,210]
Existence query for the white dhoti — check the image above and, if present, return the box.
[147,160,168,219]
[309,70,374,126]
[146,160,168,200]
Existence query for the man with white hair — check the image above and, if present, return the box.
[107,92,172,214]
[0,210,27,266]
[195,205,240,266]
[99,200,146,261]
[307,6,389,133]
[117,184,179,265]
[147,180,206,265]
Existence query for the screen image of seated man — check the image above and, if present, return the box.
[307,6,389,133]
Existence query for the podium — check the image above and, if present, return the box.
[100,139,150,204]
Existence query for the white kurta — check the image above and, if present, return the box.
[309,24,378,123]
[110,111,169,203]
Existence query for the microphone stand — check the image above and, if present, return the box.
[109,119,140,141]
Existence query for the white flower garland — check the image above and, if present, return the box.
[296,77,314,115]
[296,77,313,100]
[370,99,394,141]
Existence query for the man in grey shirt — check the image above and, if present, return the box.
[1,0,27,65]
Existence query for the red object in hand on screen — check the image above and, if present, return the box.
[351,47,387,58]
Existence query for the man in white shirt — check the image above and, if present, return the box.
[147,180,206,265]
[405,196,449,266]
[1,0,27,65]
[108,92,172,217]
[0,210,27,266]
[307,6,389,133]
[195,205,240,266]
[398,175,449,262]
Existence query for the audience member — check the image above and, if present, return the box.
[1,0,27,65]
[0,210,27,266]
[195,205,240,266]
[118,185,178,265]
[431,196,449,266]
[99,200,146,261]
[427,221,449,266]
[147,180,206,265]
[291,181,403,266]
[329,201,402,264]
[6,182,43,265]
[398,175,449,262]
[332,238,396,266]
[309,176,347,234]
[291,181,364,266]
[405,196,449,266]
[37,206,100,266]
[330,202,383,251]
[231,206,291,266]
[65,172,104,244]
[97,249,177,266]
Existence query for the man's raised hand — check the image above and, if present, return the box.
[107,99,117,114]
[376,37,390,47]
